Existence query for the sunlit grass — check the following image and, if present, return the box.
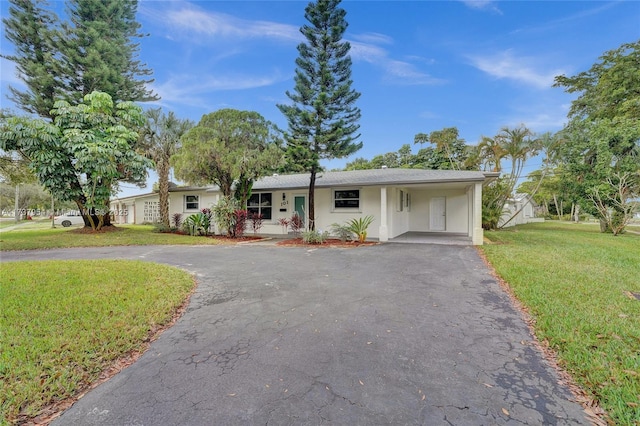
[0,260,195,424]
[0,224,222,251]
[481,221,640,425]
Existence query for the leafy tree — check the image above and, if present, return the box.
[172,109,283,207]
[278,0,362,230]
[414,127,475,170]
[344,156,371,171]
[140,109,193,227]
[0,91,150,230]
[0,151,35,187]
[2,0,60,118]
[554,41,640,234]
[0,182,50,218]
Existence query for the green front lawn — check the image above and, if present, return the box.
[0,260,195,424]
[481,222,640,425]
[0,224,222,251]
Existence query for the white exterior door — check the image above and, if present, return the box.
[430,197,446,231]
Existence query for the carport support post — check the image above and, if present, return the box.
[379,186,388,242]
[472,182,483,245]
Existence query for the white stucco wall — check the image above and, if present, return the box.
[408,188,469,233]
[110,183,480,243]
[313,187,382,238]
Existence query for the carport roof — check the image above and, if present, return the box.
[241,169,499,191]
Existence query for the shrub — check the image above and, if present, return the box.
[302,229,329,244]
[289,213,304,236]
[153,222,171,233]
[172,213,183,229]
[232,209,248,238]
[213,196,239,237]
[183,212,212,236]
[250,213,265,235]
[330,223,353,242]
[348,215,374,243]
[278,217,290,234]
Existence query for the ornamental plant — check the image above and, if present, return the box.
[172,213,183,230]
[289,213,304,236]
[232,210,248,238]
[183,212,211,236]
[348,215,374,243]
[330,223,354,242]
[302,229,329,244]
[250,212,265,235]
[213,196,239,237]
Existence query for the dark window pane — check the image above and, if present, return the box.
[335,199,359,208]
[261,193,272,206]
[248,194,260,207]
[261,207,272,220]
[335,190,359,199]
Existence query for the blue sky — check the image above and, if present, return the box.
[1,0,639,197]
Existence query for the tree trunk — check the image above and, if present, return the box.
[308,169,316,231]
[552,194,560,220]
[599,217,609,233]
[157,159,170,227]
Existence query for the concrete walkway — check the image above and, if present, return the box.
[2,244,590,425]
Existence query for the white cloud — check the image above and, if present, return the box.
[350,40,445,86]
[460,0,503,14]
[143,2,443,87]
[419,110,441,120]
[145,4,300,43]
[351,32,393,45]
[467,50,565,89]
[150,72,287,108]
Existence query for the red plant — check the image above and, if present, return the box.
[278,217,290,234]
[232,209,248,238]
[250,213,265,235]
[289,213,304,236]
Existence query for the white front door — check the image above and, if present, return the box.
[430,197,446,231]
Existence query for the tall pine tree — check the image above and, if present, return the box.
[2,0,60,118]
[59,0,158,103]
[278,0,361,230]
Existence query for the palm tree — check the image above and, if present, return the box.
[480,125,541,230]
[495,125,540,184]
[477,135,505,172]
[140,109,193,227]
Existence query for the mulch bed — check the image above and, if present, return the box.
[277,238,377,248]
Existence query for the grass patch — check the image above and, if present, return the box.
[481,221,640,425]
[0,224,222,251]
[0,259,195,424]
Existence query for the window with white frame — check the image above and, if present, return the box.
[184,195,199,211]
[398,190,404,212]
[247,193,272,219]
[333,189,360,210]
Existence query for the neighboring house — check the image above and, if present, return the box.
[500,193,544,228]
[111,168,500,245]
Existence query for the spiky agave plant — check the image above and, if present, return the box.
[348,215,374,243]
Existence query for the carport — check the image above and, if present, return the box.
[388,231,472,245]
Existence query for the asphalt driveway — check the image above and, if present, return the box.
[3,243,590,425]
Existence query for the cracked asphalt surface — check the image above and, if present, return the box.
[2,243,590,425]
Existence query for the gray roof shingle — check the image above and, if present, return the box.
[250,168,497,190]
[110,169,498,200]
